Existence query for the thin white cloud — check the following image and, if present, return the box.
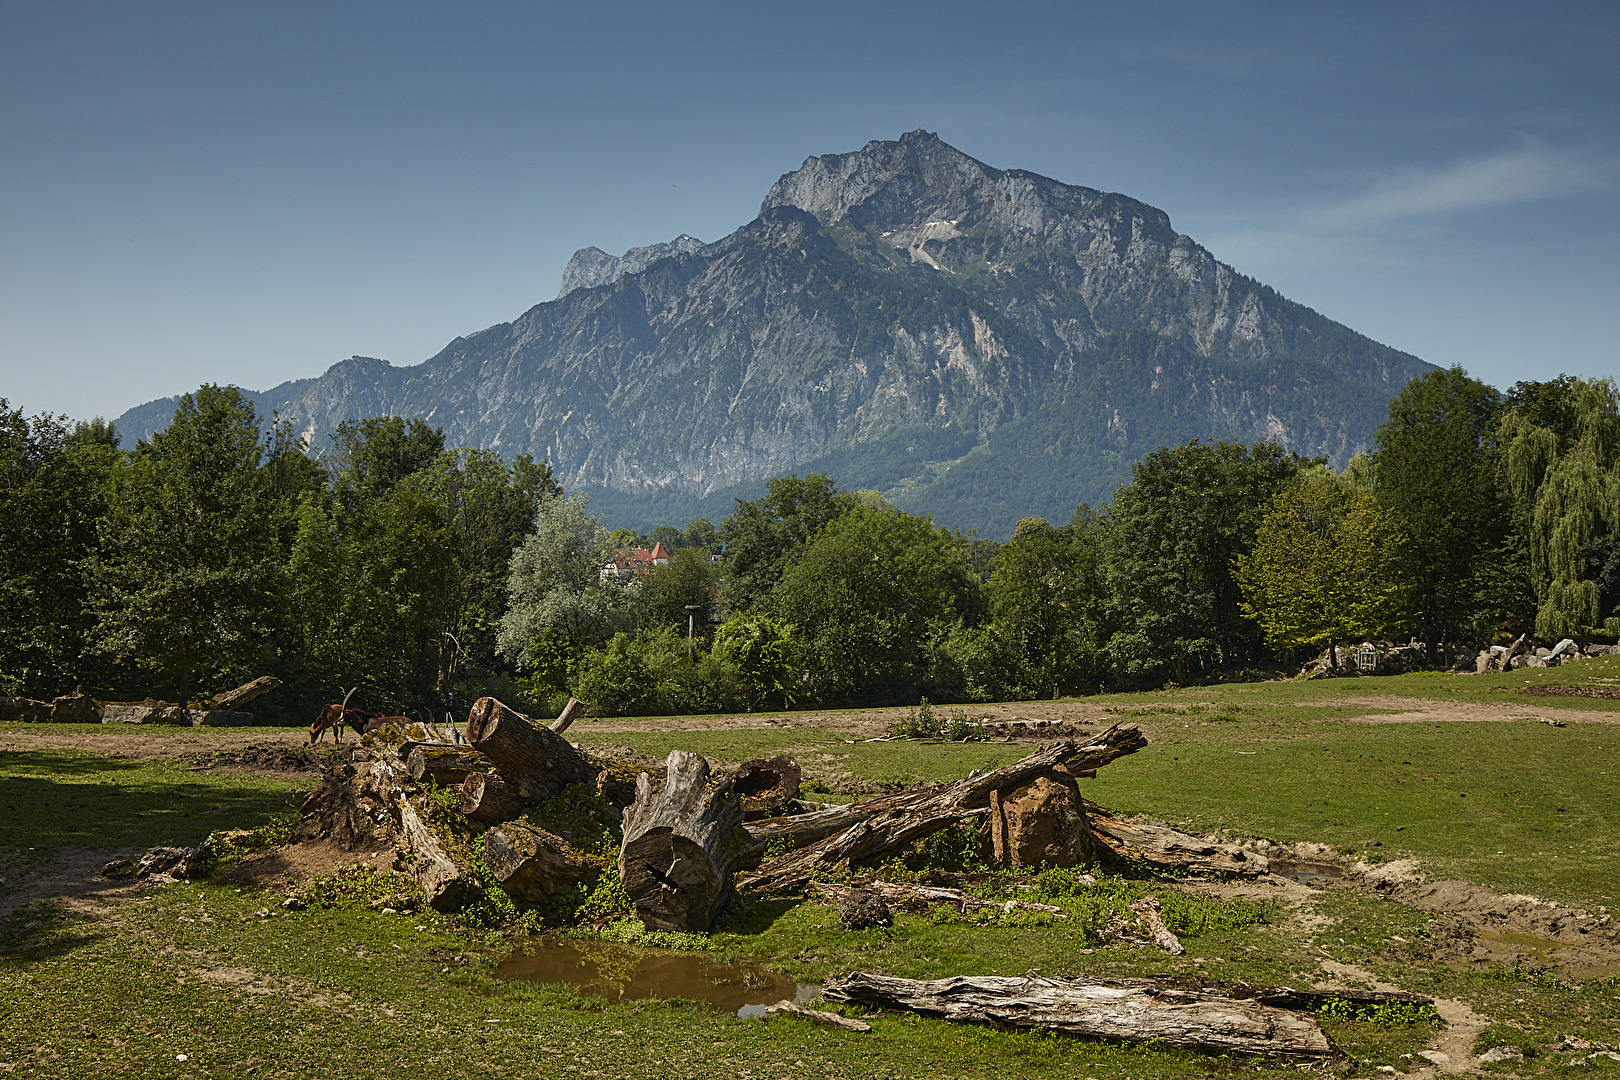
[1313,143,1603,227]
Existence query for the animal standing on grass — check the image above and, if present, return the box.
[309,687,409,744]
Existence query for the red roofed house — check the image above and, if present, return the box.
[599,541,671,584]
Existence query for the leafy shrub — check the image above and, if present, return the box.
[574,625,749,716]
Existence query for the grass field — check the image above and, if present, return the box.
[2,659,1618,1077]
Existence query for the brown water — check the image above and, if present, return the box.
[496,938,821,1017]
[1270,859,1347,884]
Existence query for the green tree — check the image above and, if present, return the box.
[712,613,799,710]
[1103,439,1305,684]
[981,517,1106,697]
[328,416,444,494]
[1234,474,1409,663]
[1372,367,1506,653]
[497,493,636,677]
[719,473,854,611]
[639,546,718,641]
[0,404,119,695]
[1496,376,1620,637]
[768,504,976,703]
[88,386,279,709]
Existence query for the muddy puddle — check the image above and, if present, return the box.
[1271,859,1347,884]
[496,938,820,1017]
[1462,928,1620,982]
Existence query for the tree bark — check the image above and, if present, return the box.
[618,750,747,932]
[458,771,533,824]
[482,819,602,905]
[821,972,1335,1058]
[465,696,598,797]
[406,745,491,787]
[740,724,1145,891]
[732,754,801,816]
[1082,799,1269,876]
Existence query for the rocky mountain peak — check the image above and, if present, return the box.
[557,233,704,298]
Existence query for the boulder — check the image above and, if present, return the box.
[0,696,53,722]
[989,772,1094,869]
[1548,638,1578,660]
[837,888,893,930]
[49,691,102,723]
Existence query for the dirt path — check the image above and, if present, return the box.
[1327,695,1620,725]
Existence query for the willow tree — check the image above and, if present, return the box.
[1498,376,1620,638]
[1234,474,1408,664]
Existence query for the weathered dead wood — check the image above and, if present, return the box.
[740,725,1146,891]
[482,820,602,905]
[457,771,532,824]
[1104,895,1184,953]
[0,696,53,722]
[810,881,1068,918]
[618,750,746,932]
[821,972,1336,1057]
[465,696,598,797]
[294,760,480,911]
[1082,800,1268,876]
[764,1000,871,1031]
[732,755,801,816]
[548,697,585,734]
[406,745,491,787]
[205,675,282,711]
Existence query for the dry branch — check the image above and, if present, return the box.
[809,881,1068,918]
[764,1000,871,1031]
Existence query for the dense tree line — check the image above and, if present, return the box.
[4,369,1618,719]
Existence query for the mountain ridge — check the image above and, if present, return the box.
[115,131,1433,537]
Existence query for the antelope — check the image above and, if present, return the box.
[309,687,411,744]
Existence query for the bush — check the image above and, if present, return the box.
[573,625,748,717]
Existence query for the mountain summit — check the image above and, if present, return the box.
[117,132,1432,536]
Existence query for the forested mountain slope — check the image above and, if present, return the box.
[117,131,1433,536]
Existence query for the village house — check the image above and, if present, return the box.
[599,541,671,584]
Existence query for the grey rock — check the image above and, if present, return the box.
[1480,1045,1526,1063]
[1549,637,1578,659]
[556,234,704,298]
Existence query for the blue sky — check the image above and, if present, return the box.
[2,1,1616,422]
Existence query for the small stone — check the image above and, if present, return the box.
[1417,1051,1451,1065]
[1481,1045,1526,1063]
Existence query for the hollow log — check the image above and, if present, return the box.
[740,724,1145,891]
[618,750,747,932]
[458,771,533,824]
[821,972,1335,1058]
[732,755,801,816]
[407,745,491,787]
[482,820,602,905]
[465,696,598,797]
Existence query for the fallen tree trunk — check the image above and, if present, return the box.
[458,771,532,824]
[764,999,871,1031]
[1082,800,1269,876]
[741,724,1146,891]
[618,750,746,932]
[466,696,598,797]
[205,675,282,711]
[822,972,1335,1058]
[482,819,602,905]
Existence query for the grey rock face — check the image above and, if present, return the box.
[117,133,1434,536]
[556,234,704,298]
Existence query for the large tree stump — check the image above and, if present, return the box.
[482,820,602,905]
[822,972,1335,1057]
[618,750,746,932]
[465,697,598,797]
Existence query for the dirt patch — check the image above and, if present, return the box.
[0,846,146,920]
[1520,685,1620,700]
[0,725,319,760]
[184,742,326,774]
[1325,695,1620,725]
[213,838,395,890]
